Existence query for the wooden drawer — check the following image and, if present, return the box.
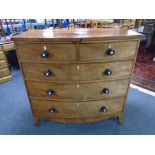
[17,43,76,62]
[79,41,137,61]
[27,79,129,101]
[0,52,5,60]
[0,68,10,78]
[0,60,7,69]
[22,61,133,82]
[31,97,125,118]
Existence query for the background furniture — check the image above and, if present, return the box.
[0,43,12,83]
[0,41,15,51]
[12,29,140,125]
[96,19,114,28]
[134,19,144,31]
[119,19,136,29]
[76,19,114,28]
[140,20,155,61]
[1,19,148,35]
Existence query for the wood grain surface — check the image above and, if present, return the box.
[22,61,133,82]
[17,43,76,62]
[12,28,141,42]
[27,79,129,101]
[0,60,7,69]
[0,68,10,78]
[0,52,5,60]
[79,41,137,61]
[31,97,125,119]
[0,47,12,83]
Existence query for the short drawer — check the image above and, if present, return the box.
[0,52,5,60]
[26,79,129,101]
[17,43,76,62]
[0,68,10,78]
[22,61,133,82]
[0,60,7,69]
[79,41,137,61]
[31,97,125,118]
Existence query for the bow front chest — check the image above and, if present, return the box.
[12,29,140,125]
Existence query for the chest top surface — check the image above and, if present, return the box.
[11,28,141,42]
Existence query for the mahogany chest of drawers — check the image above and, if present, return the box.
[12,29,141,125]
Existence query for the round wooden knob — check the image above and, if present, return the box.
[107,47,115,56]
[99,106,107,112]
[104,69,112,76]
[44,69,52,77]
[41,50,49,58]
[102,88,109,94]
[49,107,56,113]
[47,88,55,96]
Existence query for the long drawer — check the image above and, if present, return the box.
[79,41,137,61]
[26,79,129,101]
[31,97,125,118]
[22,61,133,82]
[17,43,76,62]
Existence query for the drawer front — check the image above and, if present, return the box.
[0,52,5,60]
[26,79,129,101]
[17,44,76,62]
[0,68,10,78]
[79,41,137,61]
[31,97,125,118]
[22,61,133,81]
[0,60,7,69]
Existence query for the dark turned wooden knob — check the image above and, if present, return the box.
[47,88,55,96]
[44,69,52,77]
[49,107,56,113]
[41,50,49,58]
[107,47,115,56]
[99,106,107,112]
[102,88,109,94]
[104,69,112,76]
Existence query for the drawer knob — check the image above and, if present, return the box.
[41,50,49,58]
[104,69,112,76]
[99,106,107,112]
[47,88,55,96]
[102,88,109,94]
[44,69,52,77]
[49,107,56,113]
[107,46,115,56]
